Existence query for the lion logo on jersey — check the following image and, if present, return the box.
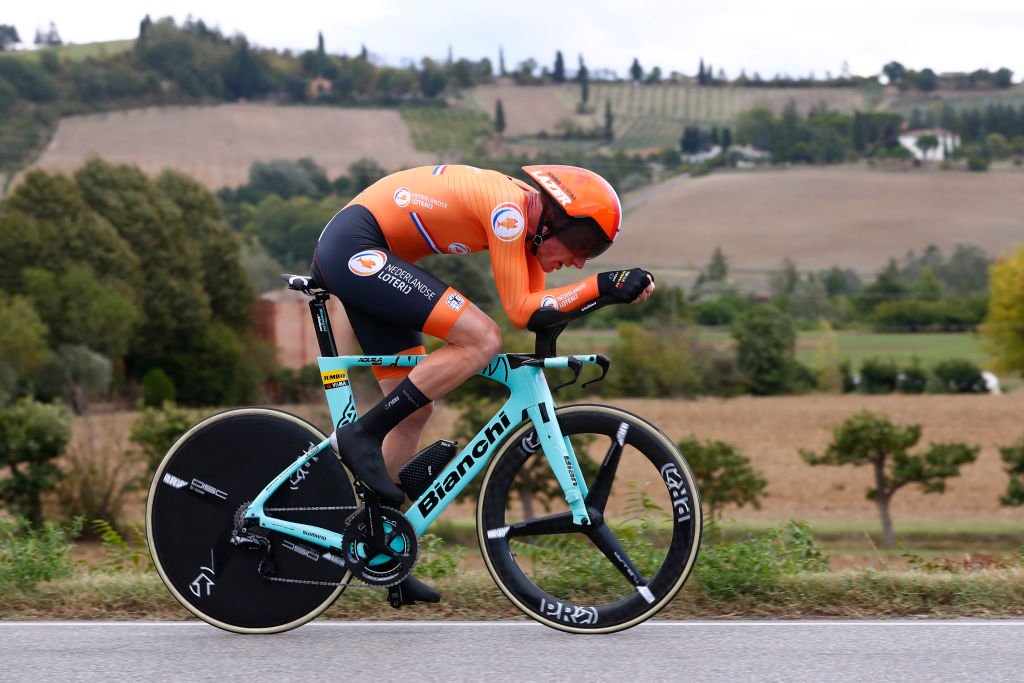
[490,202,525,242]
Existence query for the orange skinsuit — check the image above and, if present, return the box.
[347,165,600,329]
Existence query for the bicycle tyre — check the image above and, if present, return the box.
[146,407,358,634]
[477,404,701,634]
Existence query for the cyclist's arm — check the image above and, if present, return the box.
[490,238,601,327]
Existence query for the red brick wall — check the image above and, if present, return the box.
[253,289,357,369]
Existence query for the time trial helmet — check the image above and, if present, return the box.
[523,165,622,260]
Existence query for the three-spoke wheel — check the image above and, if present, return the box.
[477,404,702,633]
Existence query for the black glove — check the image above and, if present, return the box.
[598,269,654,302]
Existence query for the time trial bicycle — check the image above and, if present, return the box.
[146,274,701,634]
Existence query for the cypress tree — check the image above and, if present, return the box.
[495,98,506,135]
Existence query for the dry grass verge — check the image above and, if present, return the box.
[3,569,1023,622]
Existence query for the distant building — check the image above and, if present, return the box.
[253,288,357,370]
[310,77,332,99]
[898,129,960,161]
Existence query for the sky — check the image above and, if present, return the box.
[7,1,1024,82]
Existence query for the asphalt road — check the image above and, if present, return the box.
[1,620,1022,682]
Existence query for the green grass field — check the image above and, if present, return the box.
[566,328,990,369]
[9,40,134,63]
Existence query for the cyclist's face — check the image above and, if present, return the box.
[535,236,587,272]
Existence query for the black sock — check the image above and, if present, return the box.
[357,377,431,440]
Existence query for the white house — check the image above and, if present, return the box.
[898,129,960,161]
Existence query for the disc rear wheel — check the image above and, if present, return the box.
[146,408,358,634]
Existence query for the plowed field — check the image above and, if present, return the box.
[28,104,436,188]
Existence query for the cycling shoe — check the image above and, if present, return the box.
[331,422,405,507]
[396,575,441,605]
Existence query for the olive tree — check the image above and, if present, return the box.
[0,399,72,526]
[800,411,978,546]
[677,435,767,519]
[999,436,1024,507]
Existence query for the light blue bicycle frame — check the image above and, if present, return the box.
[244,353,600,552]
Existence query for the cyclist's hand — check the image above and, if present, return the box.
[598,269,655,304]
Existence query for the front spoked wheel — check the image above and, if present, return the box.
[477,404,702,633]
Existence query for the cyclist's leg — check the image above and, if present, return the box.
[311,206,500,500]
[376,304,501,478]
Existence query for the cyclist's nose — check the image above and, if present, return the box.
[572,256,586,269]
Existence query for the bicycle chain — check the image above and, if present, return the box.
[265,575,382,589]
[260,504,407,589]
[264,505,359,512]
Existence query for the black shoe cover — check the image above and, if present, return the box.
[398,575,441,604]
[331,422,405,507]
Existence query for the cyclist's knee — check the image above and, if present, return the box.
[448,309,502,369]
[468,317,503,369]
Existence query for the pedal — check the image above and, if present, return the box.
[388,584,404,609]
[398,439,458,500]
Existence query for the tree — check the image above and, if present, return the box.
[882,61,906,86]
[986,133,1012,160]
[1000,436,1024,506]
[494,98,506,135]
[0,399,72,526]
[552,51,565,83]
[731,305,802,395]
[0,25,20,51]
[707,247,729,282]
[677,435,767,519]
[698,58,706,86]
[604,99,614,141]
[629,58,643,83]
[769,258,799,298]
[801,411,979,547]
[983,245,1024,376]
[915,134,939,160]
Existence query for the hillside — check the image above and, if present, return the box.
[27,104,437,189]
[612,168,1024,276]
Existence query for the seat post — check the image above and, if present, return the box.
[308,292,339,357]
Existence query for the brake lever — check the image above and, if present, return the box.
[551,356,583,393]
[581,355,611,390]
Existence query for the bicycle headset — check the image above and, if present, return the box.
[523,165,622,261]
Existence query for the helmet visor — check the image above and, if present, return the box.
[550,219,613,260]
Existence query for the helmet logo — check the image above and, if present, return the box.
[394,187,411,207]
[490,202,526,242]
[348,250,387,276]
[529,170,573,207]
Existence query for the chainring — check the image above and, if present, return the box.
[340,505,418,587]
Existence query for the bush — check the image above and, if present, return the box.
[130,402,196,476]
[0,399,72,525]
[933,359,985,393]
[0,517,82,593]
[55,413,146,529]
[898,359,928,394]
[967,156,990,172]
[859,357,899,394]
[695,295,746,326]
[695,520,829,599]
[140,368,176,407]
[677,436,767,518]
[601,324,702,398]
[731,305,807,395]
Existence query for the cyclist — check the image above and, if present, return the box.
[310,164,654,603]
